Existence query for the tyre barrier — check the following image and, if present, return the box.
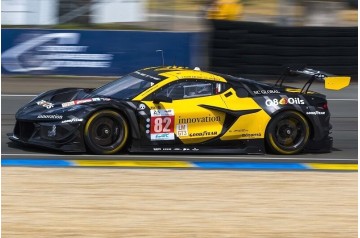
[209,20,358,78]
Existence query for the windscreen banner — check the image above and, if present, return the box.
[2,29,202,76]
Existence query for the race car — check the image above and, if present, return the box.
[8,66,350,155]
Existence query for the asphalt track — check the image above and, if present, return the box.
[1,76,358,164]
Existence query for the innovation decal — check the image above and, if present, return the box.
[178,115,221,124]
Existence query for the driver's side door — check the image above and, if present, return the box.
[140,79,228,145]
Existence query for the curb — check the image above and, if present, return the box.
[2,159,358,171]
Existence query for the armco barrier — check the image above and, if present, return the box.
[1,29,203,76]
[209,20,358,78]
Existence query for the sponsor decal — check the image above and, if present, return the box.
[192,148,199,151]
[253,89,280,95]
[183,148,190,151]
[150,109,175,141]
[2,33,113,73]
[239,133,261,138]
[151,109,174,116]
[48,125,56,137]
[137,104,146,110]
[285,88,315,94]
[265,97,304,107]
[37,114,63,119]
[61,101,75,107]
[189,131,218,137]
[61,118,84,123]
[150,133,174,141]
[306,111,325,115]
[176,124,188,137]
[230,129,248,133]
[162,148,172,151]
[74,98,93,104]
[177,74,214,80]
[62,98,110,108]
[174,148,182,151]
[36,100,54,109]
[153,148,162,151]
[134,71,160,81]
[178,115,221,124]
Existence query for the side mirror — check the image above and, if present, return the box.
[153,95,173,104]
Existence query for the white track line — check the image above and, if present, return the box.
[327,99,358,101]
[1,153,357,161]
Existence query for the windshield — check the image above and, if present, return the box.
[91,75,153,100]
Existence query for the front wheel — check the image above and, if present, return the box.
[84,110,129,154]
[265,111,310,155]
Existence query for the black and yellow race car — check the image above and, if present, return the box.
[9,66,350,155]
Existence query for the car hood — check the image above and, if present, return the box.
[15,87,100,120]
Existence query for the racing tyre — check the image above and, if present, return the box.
[266,111,310,155]
[84,110,129,154]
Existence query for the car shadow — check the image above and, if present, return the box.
[6,141,84,155]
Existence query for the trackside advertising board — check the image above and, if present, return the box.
[2,29,201,76]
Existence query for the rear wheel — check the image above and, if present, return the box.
[266,111,310,155]
[84,110,129,154]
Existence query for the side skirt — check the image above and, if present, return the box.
[129,139,265,154]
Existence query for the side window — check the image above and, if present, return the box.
[183,82,213,98]
[157,83,185,100]
[149,80,216,100]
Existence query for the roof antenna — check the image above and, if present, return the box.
[156,50,164,66]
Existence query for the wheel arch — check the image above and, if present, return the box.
[264,108,313,154]
[266,108,314,139]
[84,105,141,140]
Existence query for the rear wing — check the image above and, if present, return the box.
[275,66,351,94]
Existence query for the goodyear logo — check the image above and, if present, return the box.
[189,131,218,137]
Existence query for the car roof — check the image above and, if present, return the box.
[132,66,227,83]
[132,66,274,90]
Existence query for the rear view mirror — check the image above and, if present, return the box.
[153,95,173,104]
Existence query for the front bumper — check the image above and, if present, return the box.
[9,120,86,153]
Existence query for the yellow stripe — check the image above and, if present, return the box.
[307,163,358,171]
[73,160,194,168]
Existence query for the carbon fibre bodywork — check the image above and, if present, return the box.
[9,66,335,154]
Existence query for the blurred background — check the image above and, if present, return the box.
[1,0,358,78]
[2,0,358,29]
